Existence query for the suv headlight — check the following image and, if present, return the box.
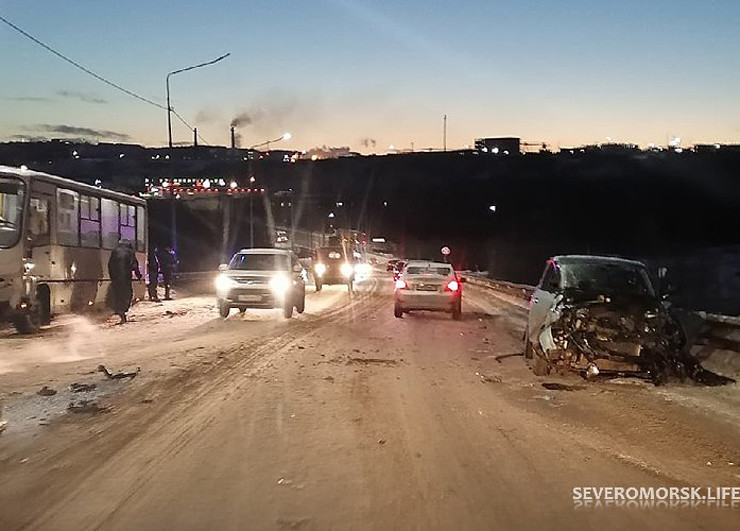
[215,274,235,292]
[341,263,353,277]
[314,263,326,276]
[269,275,291,294]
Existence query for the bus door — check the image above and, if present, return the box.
[26,181,54,278]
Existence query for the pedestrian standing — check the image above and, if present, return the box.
[147,247,161,302]
[159,246,177,300]
[108,240,142,324]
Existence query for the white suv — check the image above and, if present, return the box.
[215,248,307,318]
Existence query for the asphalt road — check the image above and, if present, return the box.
[0,274,738,530]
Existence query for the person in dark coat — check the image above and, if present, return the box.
[147,247,160,302]
[108,240,142,323]
[159,246,177,300]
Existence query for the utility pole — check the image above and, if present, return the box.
[443,114,447,152]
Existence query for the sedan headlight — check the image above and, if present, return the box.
[314,263,326,276]
[340,263,353,277]
[269,275,291,294]
[215,274,235,293]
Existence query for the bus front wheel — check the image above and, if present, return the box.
[13,308,41,334]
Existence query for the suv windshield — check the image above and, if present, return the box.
[562,262,653,296]
[0,177,25,248]
[228,253,289,271]
[316,248,348,261]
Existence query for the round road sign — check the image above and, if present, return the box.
[441,246,451,256]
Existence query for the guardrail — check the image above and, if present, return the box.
[461,274,534,302]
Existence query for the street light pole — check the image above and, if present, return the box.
[249,132,291,150]
[249,176,256,248]
[166,52,230,148]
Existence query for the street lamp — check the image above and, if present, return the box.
[249,176,257,248]
[249,132,292,151]
[166,52,230,148]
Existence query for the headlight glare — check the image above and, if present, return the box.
[215,274,234,292]
[341,263,353,277]
[314,263,326,276]
[269,275,291,294]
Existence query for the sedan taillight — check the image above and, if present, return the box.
[445,280,459,292]
[395,279,408,290]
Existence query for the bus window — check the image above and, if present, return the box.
[101,198,119,249]
[56,188,79,246]
[120,203,136,242]
[28,197,50,246]
[80,195,101,248]
[136,205,146,252]
[0,178,25,249]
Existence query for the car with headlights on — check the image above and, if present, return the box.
[394,260,463,319]
[311,246,356,292]
[215,248,306,318]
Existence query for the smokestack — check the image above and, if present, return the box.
[231,126,236,149]
[193,127,198,147]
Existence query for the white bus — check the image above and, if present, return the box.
[0,165,147,333]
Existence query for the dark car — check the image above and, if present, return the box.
[311,246,356,292]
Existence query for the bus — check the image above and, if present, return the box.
[0,165,147,333]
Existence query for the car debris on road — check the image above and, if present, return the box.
[69,382,97,393]
[98,365,141,380]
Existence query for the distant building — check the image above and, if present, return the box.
[694,143,740,154]
[474,137,520,155]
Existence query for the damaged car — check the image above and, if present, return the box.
[525,255,690,383]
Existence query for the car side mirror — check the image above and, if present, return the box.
[218,264,228,271]
[293,264,303,273]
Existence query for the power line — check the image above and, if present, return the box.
[0,13,165,110]
[171,108,210,145]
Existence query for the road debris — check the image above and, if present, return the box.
[98,365,140,380]
[475,371,502,383]
[68,400,108,414]
[36,386,57,396]
[541,382,585,391]
[378,439,386,445]
[346,357,398,366]
[69,382,97,393]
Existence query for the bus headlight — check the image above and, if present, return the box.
[215,274,235,293]
[341,263,353,278]
[269,275,291,295]
[314,263,326,276]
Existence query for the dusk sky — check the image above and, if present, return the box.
[1,1,739,152]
